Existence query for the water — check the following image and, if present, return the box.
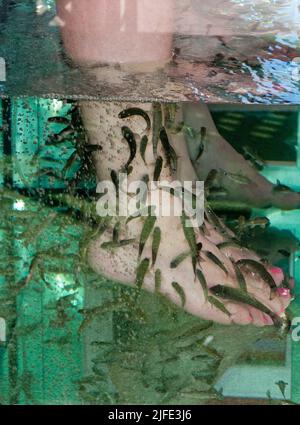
[0,98,300,405]
[0,0,300,407]
[0,0,299,103]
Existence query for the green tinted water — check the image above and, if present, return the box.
[0,98,299,405]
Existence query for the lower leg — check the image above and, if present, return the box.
[55,0,292,327]
[80,101,291,326]
[56,0,174,66]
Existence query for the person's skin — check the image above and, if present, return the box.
[55,0,292,326]
[183,103,300,210]
[80,101,291,326]
[56,0,174,65]
[175,0,300,37]
[56,1,300,63]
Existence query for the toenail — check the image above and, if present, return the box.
[269,266,283,276]
[277,287,290,298]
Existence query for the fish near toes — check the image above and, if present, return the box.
[236,259,277,300]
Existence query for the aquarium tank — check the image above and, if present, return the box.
[0,0,300,407]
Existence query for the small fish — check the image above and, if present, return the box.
[142,174,149,186]
[183,125,206,161]
[139,213,157,258]
[164,104,178,129]
[266,390,273,403]
[176,322,213,340]
[119,108,151,131]
[153,156,163,182]
[275,380,288,399]
[127,165,133,176]
[204,206,228,236]
[152,227,161,267]
[110,170,119,193]
[170,251,191,269]
[199,224,211,237]
[195,127,206,160]
[140,174,149,203]
[101,239,135,250]
[112,222,120,243]
[155,269,162,292]
[140,135,148,165]
[205,169,218,190]
[79,301,124,333]
[121,126,137,171]
[237,216,270,232]
[196,269,208,301]
[200,127,206,141]
[208,187,228,198]
[224,171,251,185]
[180,212,198,273]
[46,127,74,145]
[236,259,277,298]
[126,213,141,224]
[172,281,186,307]
[195,144,204,162]
[210,285,282,327]
[85,144,103,153]
[217,241,242,250]
[207,295,231,317]
[183,125,198,139]
[273,180,293,193]
[31,167,61,180]
[247,216,270,229]
[38,155,60,164]
[278,249,290,258]
[159,128,178,173]
[231,261,247,292]
[242,146,265,170]
[90,340,112,348]
[62,150,78,176]
[48,116,70,125]
[135,258,150,290]
[152,103,162,157]
[204,251,228,276]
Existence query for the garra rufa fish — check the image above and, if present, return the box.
[237,216,270,231]
[236,258,277,298]
[273,180,294,193]
[210,285,285,328]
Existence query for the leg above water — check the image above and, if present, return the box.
[56,0,174,66]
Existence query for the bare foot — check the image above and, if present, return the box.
[80,101,291,327]
[183,102,300,210]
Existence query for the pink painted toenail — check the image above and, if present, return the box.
[277,287,290,298]
[269,266,285,286]
[270,266,283,276]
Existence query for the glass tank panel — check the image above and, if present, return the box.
[0,98,299,405]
